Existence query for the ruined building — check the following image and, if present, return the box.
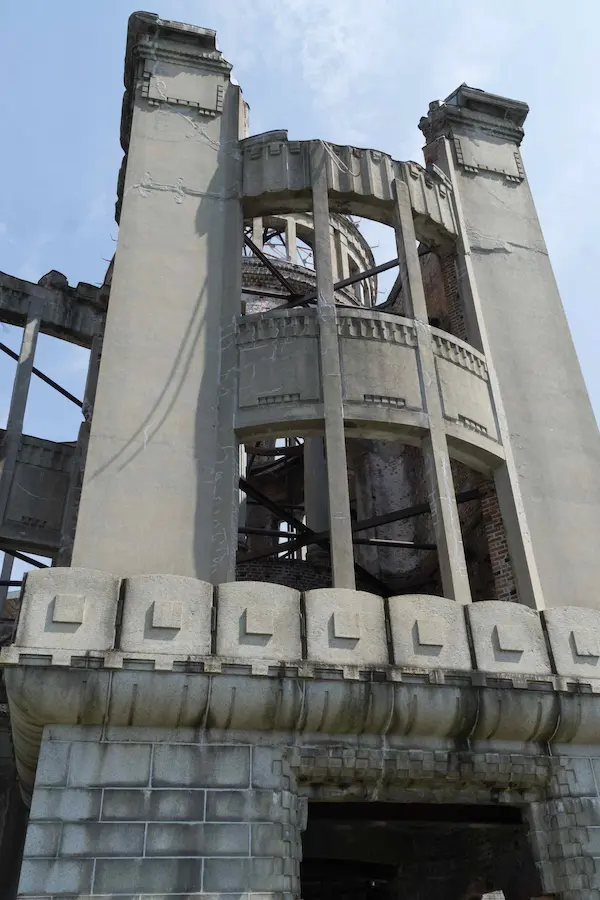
[1,10,600,900]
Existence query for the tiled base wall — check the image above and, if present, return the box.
[18,727,303,899]
[17,726,600,900]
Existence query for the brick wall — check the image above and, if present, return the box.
[236,559,332,591]
[479,480,518,602]
[420,251,466,340]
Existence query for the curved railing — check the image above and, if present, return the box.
[235,308,502,462]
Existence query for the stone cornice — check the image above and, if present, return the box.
[420,84,529,146]
[120,12,232,155]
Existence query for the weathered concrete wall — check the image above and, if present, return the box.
[72,14,243,583]
[18,726,302,899]
[422,86,600,610]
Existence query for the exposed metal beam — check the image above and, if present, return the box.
[238,477,392,596]
[241,488,480,562]
[0,341,83,408]
[244,444,304,458]
[241,287,292,301]
[243,235,300,297]
[239,526,436,551]
[0,581,22,588]
[279,257,400,310]
[1,549,49,569]
[352,537,436,551]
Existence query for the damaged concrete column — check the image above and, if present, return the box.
[303,436,330,561]
[393,179,471,604]
[71,13,243,582]
[420,86,600,611]
[310,142,355,589]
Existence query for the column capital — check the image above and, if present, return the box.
[120,12,233,156]
[419,84,529,146]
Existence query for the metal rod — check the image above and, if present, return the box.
[243,444,304,457]
[239,526,435,550]
[241,488,480,562]
[2,549,48,569]
[238,477,391,596]
[243,235,300,297]
[0,581,22,587]
[239,526,299,538]
[0,341,83,408]
[352,537,436,550]
[241,287,292,300]
[280,257,400,309]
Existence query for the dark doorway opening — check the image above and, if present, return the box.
[301,802,541,900]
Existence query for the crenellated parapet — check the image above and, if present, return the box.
[241,132,458,248]
[5,568,600,797]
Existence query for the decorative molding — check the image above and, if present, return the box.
[419,86,528,147]
[364,394,406,409]
[453,136,525,183]
[141,67,225,115]
[432,332,489,380]
[237,312,319,346]
[257,393,300,406]
[458,414,489,435]
[337,314,417,346]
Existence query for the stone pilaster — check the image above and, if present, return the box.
[526,754,600,899]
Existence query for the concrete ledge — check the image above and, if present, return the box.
[14,568,119,652]
[388,594,472,670]
[544,606,600,679]
[216,581,301,662]
[468,600,552,676]
[120,574,213,656]
[304,589,388,667]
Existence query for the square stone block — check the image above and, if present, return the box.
[245,606,274,637]
[304,589,387,666]
[151,599,183,630]
[216,582,301,661]
[467,601,551,675]
[494,624,523,653]
[15,568,119,652]
[332,611,360,641]
[120,574,212,655]
[52,594,85,625]
[545,606,600,677]
[388,595,471,670]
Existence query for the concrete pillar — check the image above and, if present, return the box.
[393,179,471,604]
[310,142,355,589]
[0,304,41,527]
[420,86,600,611]
[285,216,297,264]
[304,436,330,560]
[252,216,263,249]
[0,552,14,615]
[71,14,243,582]
[18,727,304,899]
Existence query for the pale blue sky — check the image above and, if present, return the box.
[1,0,599,579]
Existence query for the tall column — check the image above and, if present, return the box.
[310,142,355,589]
[0,304,41,527]
[420,86,600,610]
[71,13,243,582]
[285,216,297,264]
[303,436,330,560]
[393,179,471,604]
